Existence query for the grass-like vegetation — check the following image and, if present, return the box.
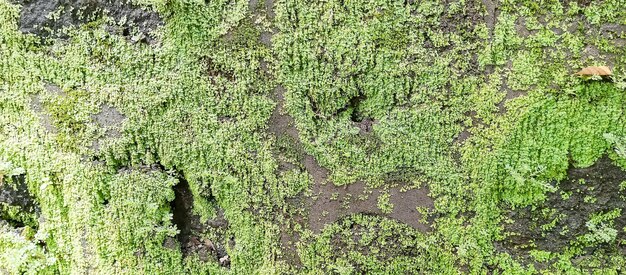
[0,0,625,274]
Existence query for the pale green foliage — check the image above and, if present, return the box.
[0,224,57,274]
[578,209,621,246]
[0,160,25,180]
[0,0,279,272]
[376,192,393,214]
[529,250,551,263]
[582,222,617,244]
[1,0,626,273]
[468,71,505,124]
[275,0,472,186]
[279,170,311,199]
[604,133,626,160]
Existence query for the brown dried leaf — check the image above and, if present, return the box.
[575,66,612,76]
[204,239,215,250]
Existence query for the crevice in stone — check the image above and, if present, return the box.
[170,176,194,247]
[167,167,231,267]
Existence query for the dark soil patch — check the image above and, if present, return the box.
[515,17,531,38]
[203,57,236,86]
[497,84,527,114]
[30,95,56,134]
[308,179,433,233]
[501,156,626,266]
[248,0,259,12]
[43,83,64,95]
[169,175,230,266]
[453,129,471,145]
[354,117,376,135]
[600,24,626,37]
[277,196,307,268]
[279,230,301,267]
[453,111,484,147]
[481,0,497,33]
[14,0,162,43]
[267,73,433,233]
[0,175,36,213]
[248,0,275,39]
[257,3,308,267]
[583,23,626,69]
[267,86,299,141]
[441,0,484,34]
[259,31,273,47]
[264,0,275,19]
[330,214,424,260]
[503,89,527,101]
[268,100,433,234]
[265,86,311,267]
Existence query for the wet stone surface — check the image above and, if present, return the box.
[501,156,626,265]
[90,104,125,151]
[0,174,40,227]
[14,0,162,43]
[0,175,38,214]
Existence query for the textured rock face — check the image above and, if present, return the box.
[0,175,37,213]
[0,174,39,228]
[14,0,162,43]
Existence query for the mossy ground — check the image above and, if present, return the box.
[0,0,626,274]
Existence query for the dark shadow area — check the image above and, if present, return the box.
[168,171,231,267]
[170,176,194,246]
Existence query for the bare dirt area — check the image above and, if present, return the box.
[92,104,124,138]
[267,86,299,141]
[500,156,626,266]
[306,164,433,233]
[13,0,162,43]
[269,77,434,267]
[31,85,126,151]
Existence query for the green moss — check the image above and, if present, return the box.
[376,192,392,214]
[1,0,626,273]
[0,204,37,228]
[0,223,57,274]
